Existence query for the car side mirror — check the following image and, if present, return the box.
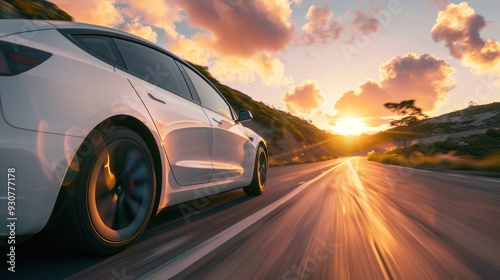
[237,109,253,123]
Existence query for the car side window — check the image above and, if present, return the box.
[114,38,192,100]
[71,35,125,68]
[182,66,233,119]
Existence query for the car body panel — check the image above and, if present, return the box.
[0,104,84,236]
[123,71,215,186]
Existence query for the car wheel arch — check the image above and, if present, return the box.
[60,115,164,221]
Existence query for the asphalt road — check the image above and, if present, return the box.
[1,157,499,279]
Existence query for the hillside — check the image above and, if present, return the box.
[409,102,500,134]
[357,102,500,149]
[366,103,500,172]
[0,0,71,20]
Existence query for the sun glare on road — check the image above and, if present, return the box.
[331,118,368,136]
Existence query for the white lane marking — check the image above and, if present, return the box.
[141,159,349,280]
[449,174,466,178]
[141,235,192,264]
[298,181,306,185]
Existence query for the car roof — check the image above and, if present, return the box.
[45,20,195,69]
[0,19,145,44]
[45,20,154,46]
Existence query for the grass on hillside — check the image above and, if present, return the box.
[4,0,72,20]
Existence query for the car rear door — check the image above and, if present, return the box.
[111,38,214,186]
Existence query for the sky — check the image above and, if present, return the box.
[52,0,500,135]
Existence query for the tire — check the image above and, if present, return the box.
[55,127,157,255]
[243,145,268,195]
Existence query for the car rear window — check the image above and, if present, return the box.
[72,35,125,68]
[114,38,192,100]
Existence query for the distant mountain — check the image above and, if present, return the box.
[0,0,71,20]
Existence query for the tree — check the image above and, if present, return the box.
[384,100,428,127]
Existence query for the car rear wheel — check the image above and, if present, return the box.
[56,127,156,255]
[243,145,268,195]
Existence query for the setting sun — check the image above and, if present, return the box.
[331,118,368,136]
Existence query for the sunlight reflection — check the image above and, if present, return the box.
[104,153,116,189]
[344,160,397,269]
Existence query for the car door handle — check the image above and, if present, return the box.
[212,118,223,125]
[148,93,166,104]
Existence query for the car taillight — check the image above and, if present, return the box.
[0,40,52,76]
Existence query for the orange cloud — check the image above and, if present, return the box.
[363,117,389,127]
[119,17,158,43]
[57,0,123,27]
[284,80,324,114]
[171,34,213,66]
[211,52,292,87]
[431,2,500,75]
[334,53,456,118]
[120,0,183,41]
[171,0,295,87]
[56,0,182,43]
[177,0,294,57]
[172,36,292,87]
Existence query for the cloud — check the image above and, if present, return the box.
[57,0,182,43]
[120,0,183,42]
[171,0,296,87]
[428,0,451,10]
[172,35,292,88]
[212,52,293,87]
[119,17,158,43]
[57,0,123,27]
[348,9,381,36]
[177,0,294,57]
[298,4,385,46]
[431,2,500,75]
[171,34,214,66]
[334,53,456,118]
[283,80,324,114]
[299,4,343,46]
[363,117,389,127]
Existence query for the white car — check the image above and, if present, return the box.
[0,20,268,254]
